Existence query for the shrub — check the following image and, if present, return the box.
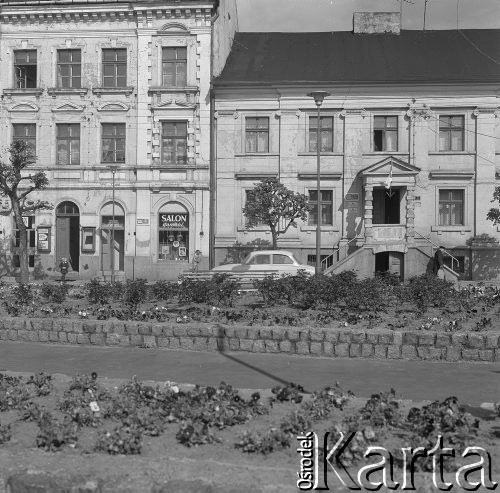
[95,425,143,455]
[176,421,221,447]
[108,281,124,300]
[12,283,33,305]
[0,423,11,444]
[253,275,284,306]
[405,274,455,310]
[86,279,109,304]
[41,283,67,303]
[178,278,212,304]
[151,280,178,301]
[36,413,78,451]
[235,428,291,454]
[124,279,148,306]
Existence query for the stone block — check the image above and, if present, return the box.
[387,345,401,359]
[173,326,188,337]
[299,329,310,341]
[366,333,379,344]
[416,347,429,359]
[193,338,209,351]
[8,329,17,341]
[229,338,240,351]
[446,346,461,362]
[0,330,9,341]
[296,342,310,355]
[187,326,201,337]
[310,328,325,342]
[279,340,293,353]
[207,338,218,351]
[259,327,273,340]
[335,343,349,357]
[130,335,143,346]
[246,327,260,340]
[418,333,436,346]
[157,337,170,347]
[272,327,286,341]
[49,331,59,342]
[67,333,77,344]
[451,333,468,346]
[252,340,266,353]
[162,326,175,337]
[495,349,500,362]
[169,338,181,350]
[100,323,113,334]
[286,328,301,342]
[106,334,120,345]
[125,324,139,335]
[111,322,126,335]
[378,333,394,345]
[137,323,152,336]
[310,342,322,356]
[118,335,130,346]
[72,321,84,334]
[351,332,366,344]
[179,337,194,350]
[90,334,105,345]
[239,339,253,352]
[77,334,90,345]
[467,334,485,349]
[393,332,403,346]
[435,334,451,347]
[264,340,279,353]
[428,348,444,360]
[485,335,499,349]
[234,327,248,339]
[479,350,494,362]
[323,342,335,356]
[374,345,387,359]
[361,343,374,357]
[82,322,97,334]
[17,330,30,341]
[461,349,480,361]
[402,345,418,360]
[224,327,235,338]
[349,344,361,358]
[58,332,68,343]
[338,331,353,343]
[324,331,339,343]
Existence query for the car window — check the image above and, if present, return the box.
[255,254,271,265]
[242,254,253,264]
[273,254,294,265]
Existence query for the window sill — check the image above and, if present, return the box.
[47,87,88,97]
[431,225,472,233]
[363,152,406,156]
[149,86,199,94]
[237,226,270,232]
[300,226,339,232]
[3,88,43,97]
[234,153,280,158]
[92,87,134,95]
[428,151,468,155]
[298,152,343,156]
[154,165,207,170]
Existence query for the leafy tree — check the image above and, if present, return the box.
[0,141,51,283]
[242,178,310,249]
[487,186,500,227]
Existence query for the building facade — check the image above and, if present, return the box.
[212,17,500,280]
[0,0,226,280]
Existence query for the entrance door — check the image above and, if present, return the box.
[100,229,124,271]
[373,188,400,224]
[56,202,80,271]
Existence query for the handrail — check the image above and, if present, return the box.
[414,231,459,272]
[320,236,360,270]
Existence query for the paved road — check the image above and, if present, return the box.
[0,341,498,405]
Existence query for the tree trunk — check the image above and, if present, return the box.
[11,197,29,283]
[270,224,278,249]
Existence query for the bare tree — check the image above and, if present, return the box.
[0,141,51,283]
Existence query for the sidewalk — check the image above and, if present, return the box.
[1,341,499,405]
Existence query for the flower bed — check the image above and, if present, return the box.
[0,371,498,492]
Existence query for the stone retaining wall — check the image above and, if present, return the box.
[0,318,499,362]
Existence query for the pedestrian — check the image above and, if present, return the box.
[192,250,202,272]
[433,246,445,278]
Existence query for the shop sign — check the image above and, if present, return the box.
[137,218,149,225]
[159,213,188,230]
[37,227,51,253]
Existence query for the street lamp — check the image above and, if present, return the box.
[108,165,119,283]
[307,91,330,275]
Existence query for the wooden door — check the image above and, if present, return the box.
[56,217,71,268]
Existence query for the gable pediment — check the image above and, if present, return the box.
[97,102,129,112]
[361,156,420,176]
[8,101,39,113]
[52,102,84,113]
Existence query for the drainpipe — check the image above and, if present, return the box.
[474,118,478,238]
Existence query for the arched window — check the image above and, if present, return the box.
[56,201,79,215]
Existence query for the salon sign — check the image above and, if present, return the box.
[159,213,188,230]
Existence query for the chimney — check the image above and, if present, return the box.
[353,12,401,35]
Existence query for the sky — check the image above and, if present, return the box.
[236,0,500,31]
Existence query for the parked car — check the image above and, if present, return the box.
[211,250,315,276]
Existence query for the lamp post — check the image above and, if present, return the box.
[307,91,330,275]
[108,165,118,283]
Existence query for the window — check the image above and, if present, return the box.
[12,124,36,153]
[252,254,271,265]
[244,190,265,226]
[309,116,333,152]
[57,124,80,165]
[14,50,37,88]
[439,116,464,151]
[245,117,269,153]
[102,48,127,88]
[307,254,333,269]
[308,190,333,226]
[439,189,464,226]
[273,254,294,265]
[373,116,398,152]
[162,47,187,87]
[158,210,189,262]
[161,122,187,165]
[443,255,465,274]
[101,123,125,163]
[57,50,81,88]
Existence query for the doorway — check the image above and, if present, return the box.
[375,251,404,279]
[100,202,125,272]
[56,201,80,271]
[373,188,401,224]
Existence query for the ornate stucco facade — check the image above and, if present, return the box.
[0,0,223,280]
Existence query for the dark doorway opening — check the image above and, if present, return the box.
[56,201,80,272]
[375,251,404,280]
[375,252,389,272]
[373,188,401,224]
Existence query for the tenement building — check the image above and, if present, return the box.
[0,0,231,280]
[212,14,500,280]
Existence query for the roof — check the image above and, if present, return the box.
[214,30,500,86]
